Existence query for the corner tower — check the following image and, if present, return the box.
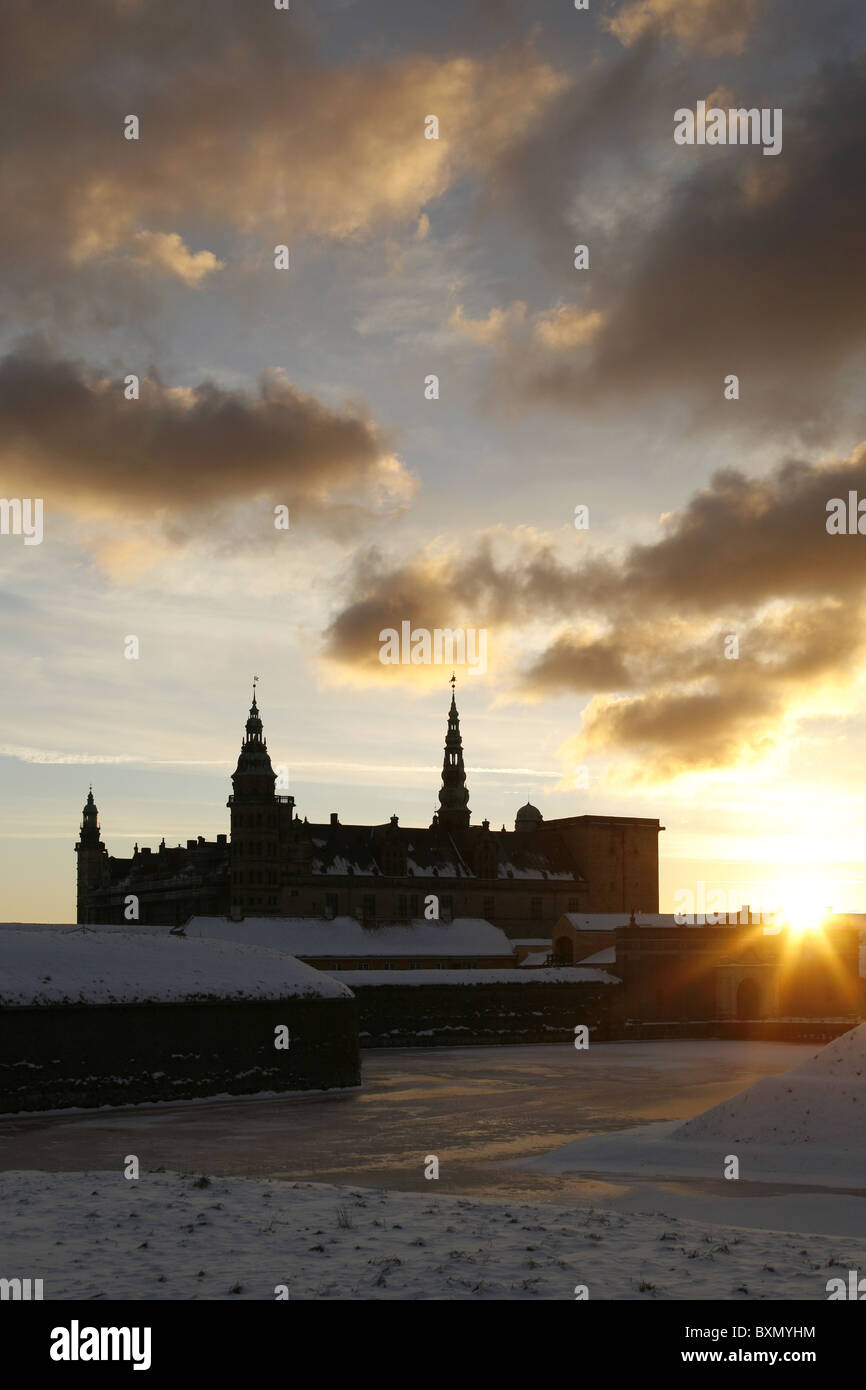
[74,787,107,923]
[437,674,471,835]
[228,682,279,915]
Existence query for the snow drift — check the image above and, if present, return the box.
[673,1022,866,1148]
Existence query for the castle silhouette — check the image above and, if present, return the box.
[76,682,662,935]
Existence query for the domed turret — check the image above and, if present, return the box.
[515,801,543,832]
[231,685,276,793]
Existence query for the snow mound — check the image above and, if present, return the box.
[0,925,352,1005]
[185,915,514,958]
[674,1023,866,1148]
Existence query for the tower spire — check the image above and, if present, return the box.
[437,675,470,834]
[75,787,106,923]
[228,682,281,917]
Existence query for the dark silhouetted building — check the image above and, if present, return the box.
[76,683,663,934]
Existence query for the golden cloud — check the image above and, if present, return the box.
[606,0,760,56]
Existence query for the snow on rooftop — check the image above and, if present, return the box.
[406,858,460,877]
[674,1023,866,1149]
[560,913,683,932]
[0,925,351,1006]
[331,967,617,986]
[579,946,617,965]
[184,915,515,958]
[319,856,360,875]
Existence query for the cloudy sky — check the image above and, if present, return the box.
[2,0,865,922]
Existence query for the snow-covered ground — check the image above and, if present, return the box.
[2,1169,862,1300]
[523,1024,866,1187]
[674,1022,866,1147]
[0,925,350,1005]
[4,1034,864,1298]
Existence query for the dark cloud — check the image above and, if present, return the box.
[511,632,635,693]
[322,533,577,671]
[0,0,563,311]
[324,442,866,771]
[571,599,858,774]
[5,0,862,446]
[593,450,866,612]
[0,342,414,533]
[577,56,866,430]
[605,0,761,56]
[471,25,866,440]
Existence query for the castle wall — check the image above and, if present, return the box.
[548,816,662,914]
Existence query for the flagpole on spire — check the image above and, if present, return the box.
[438,674,470,833]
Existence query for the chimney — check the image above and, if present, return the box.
[330,813,339,827]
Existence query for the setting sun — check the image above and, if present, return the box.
[775,888,834,935]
